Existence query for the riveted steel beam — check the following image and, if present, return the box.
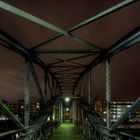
[0,100,24,128]
[73,26,140,95]
[0,1,101,50]
[105,59,111,128]
[36,49,99,55]
[24,60,30,140]
[31,0,136,50]
[0,29,62,98]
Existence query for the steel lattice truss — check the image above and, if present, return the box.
[0,0,140,100]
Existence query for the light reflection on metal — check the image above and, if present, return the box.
[105,59,111,128]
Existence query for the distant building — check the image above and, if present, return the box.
[95,100,140,122]
[0,99,40,120]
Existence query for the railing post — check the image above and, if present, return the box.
[88,71,91,104]
[59,99,63,123]
[105,59,111,128]
[24,59,30,140]
[72,99,76,123]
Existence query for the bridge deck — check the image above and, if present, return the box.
[49,123,86,140]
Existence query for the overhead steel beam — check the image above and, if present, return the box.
[31,0,136,50]
[69,0,136,32]
[48,54,94,66]
[73,26,140,94]
[55,72,80,75]
[0,1,68,35]
[69,61,86,66]
[0,29,62,97]
[0,1,101,50]
[36,49,99,55]
[50,65,85,68]
[54,67,83,74]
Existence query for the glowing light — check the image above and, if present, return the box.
[66,108,69,111]
[36,105,40,109]
[127,105,131,108]
[65,97,70,102]
[16,133,19,138]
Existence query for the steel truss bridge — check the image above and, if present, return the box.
[0,0,140,139]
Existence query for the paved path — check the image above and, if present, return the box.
[49,123,86,140]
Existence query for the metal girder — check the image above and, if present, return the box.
[50,65,85,68]
[0,1,67,35]
[55,72,80,75]
[36,49,99,55]
[69,0,136,32]
[69,61,86,66]
[24,60,30,140]
[0,1,101,50]
[73,26,140,94]
[92,63,105,104]
[32,35,63,50]
[54,67,83,74]
[107,26,140,56]
[44,71,48,103]
[31,0,136,50]
[61,85,75,87]
[0,100,24,128]
[0,29,62,97]
[48,54,94,66]
[105,59,111,128]
[30,61,45,103]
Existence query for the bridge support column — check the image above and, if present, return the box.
[24,59,30,140]
[105,59,111,128]
[59,99,63,123]
[72,99,76,123]
[88,71,91,104]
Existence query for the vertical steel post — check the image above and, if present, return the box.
[44,71,47,104]
[60,99,63,123]
[105,59,111,128]
[72,99,76,123]
[24,59,30,140]
[88,71,91,104]
[81,79,84,98]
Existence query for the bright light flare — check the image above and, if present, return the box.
[65,97,70,102]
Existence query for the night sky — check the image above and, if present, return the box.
[0,0,140,102]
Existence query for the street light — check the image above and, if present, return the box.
[65,97,70,102]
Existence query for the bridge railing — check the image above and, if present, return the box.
[75,98,140,140]
[75,119,140,140]
[0,98,61,140]
[0,120,59,140]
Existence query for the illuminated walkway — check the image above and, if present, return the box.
[49,123,86,140]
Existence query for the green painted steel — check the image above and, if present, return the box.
[49,123,85,140]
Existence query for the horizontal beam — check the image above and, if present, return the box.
[73,26,140,94]
[0,1,68,35]
[32,0,136,50]
[48,54,94,66]
[36,49,99,55]
[0,1,101,50]
[69,0,136,32]
[0,29,62,97]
